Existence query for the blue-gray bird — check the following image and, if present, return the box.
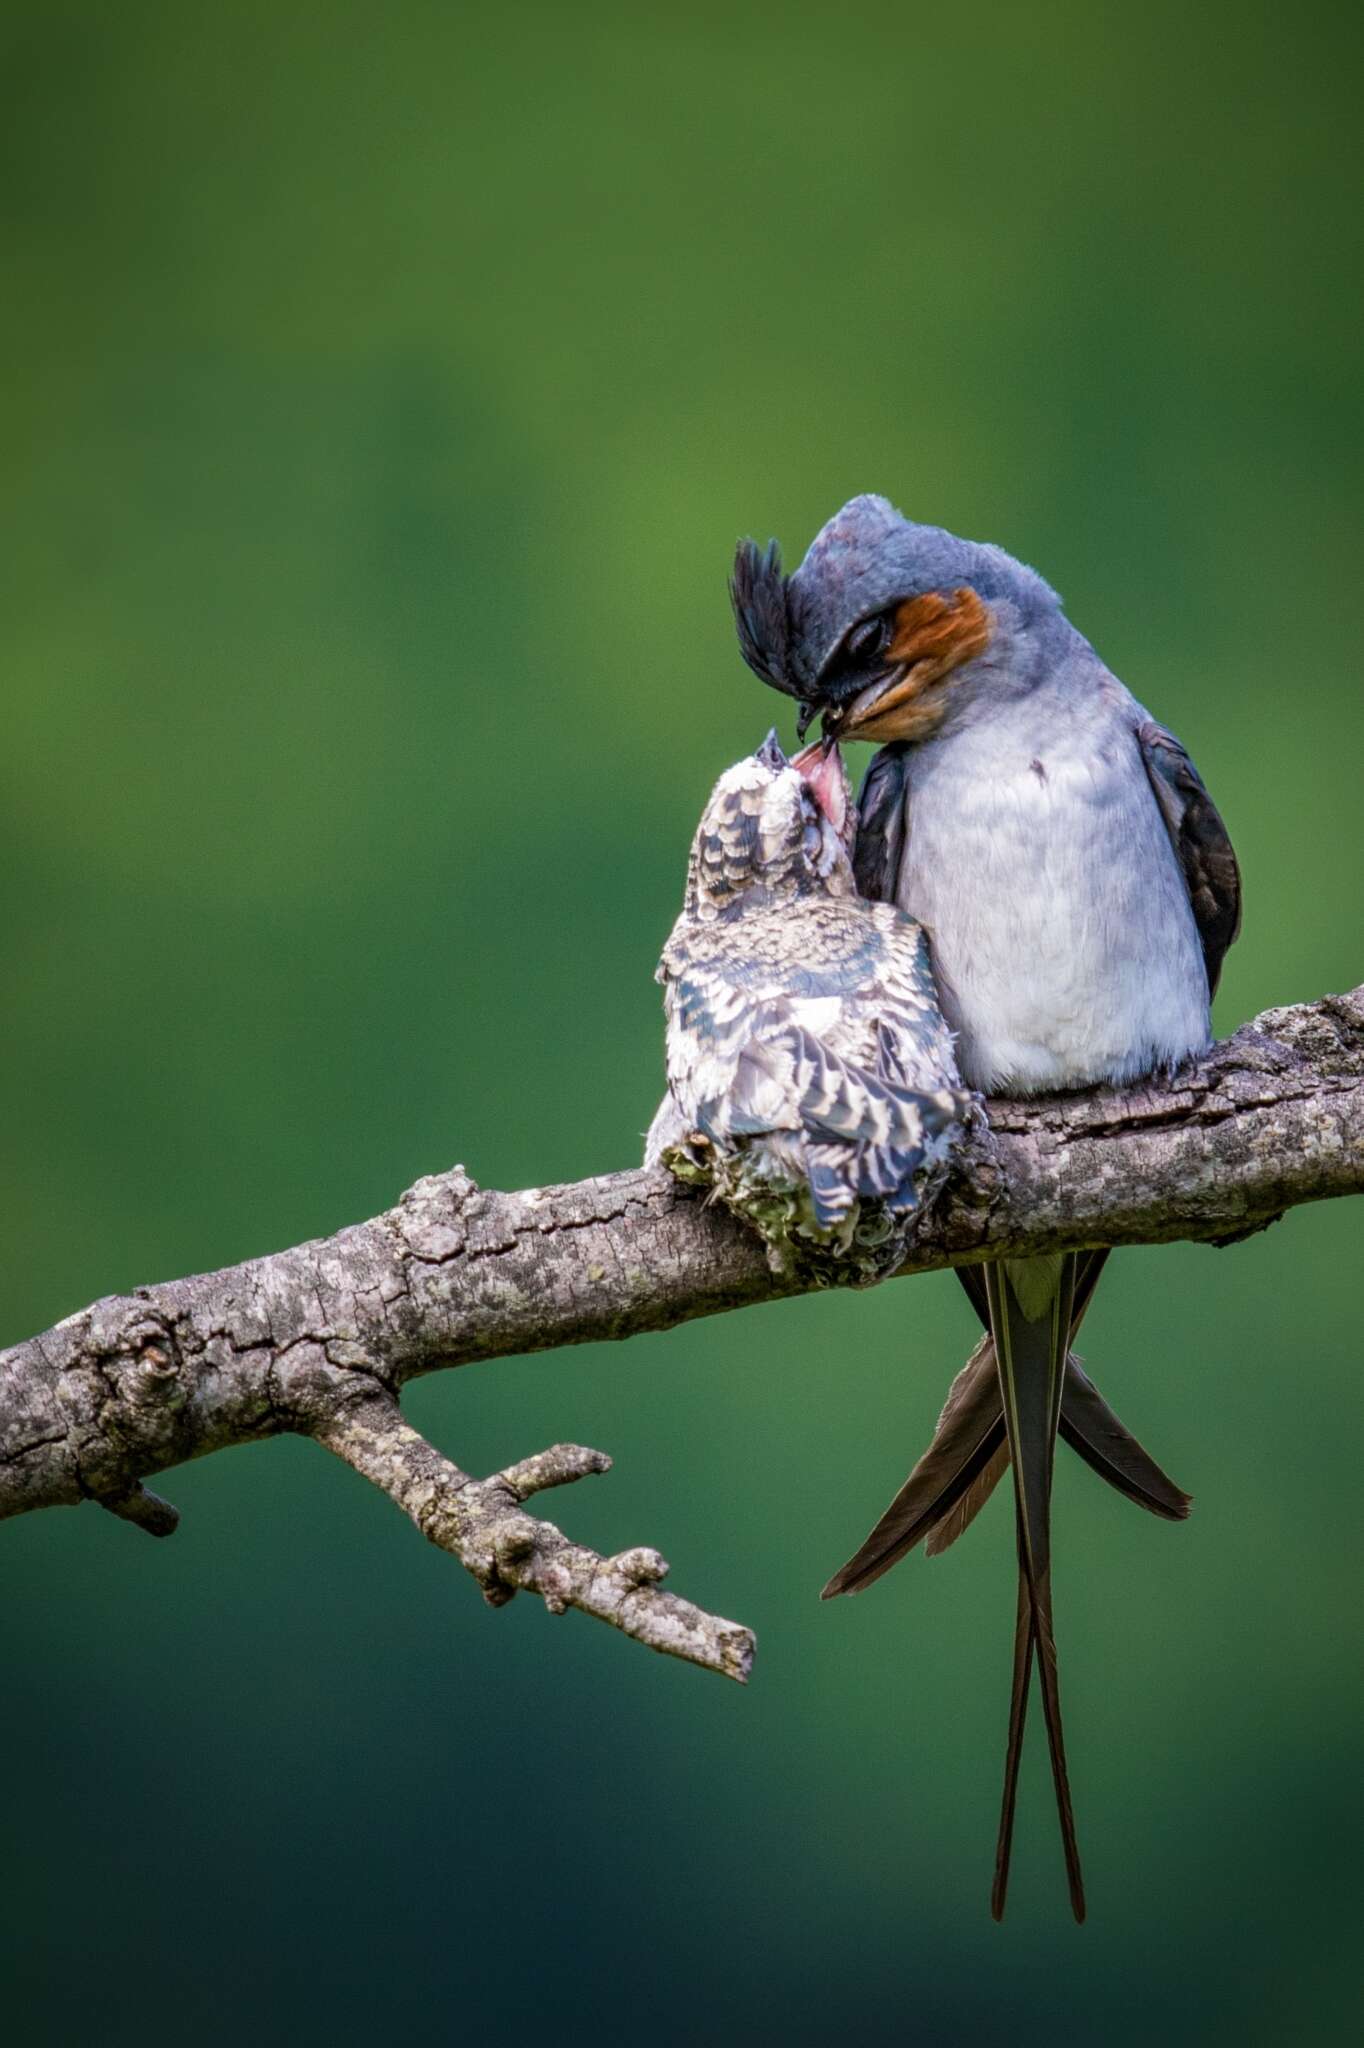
[646,733,972,1278]
[731,495,1241,1921]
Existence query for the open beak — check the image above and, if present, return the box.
[792,737,852,844]
[801,664,906,746]
[823,665,914,743]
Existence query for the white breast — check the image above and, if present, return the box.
[898,714,1210,1092]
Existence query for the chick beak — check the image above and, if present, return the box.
[792,737,852,844]
[755,727,788,772]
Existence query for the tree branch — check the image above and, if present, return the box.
[316,1403,753,1681]
[3,985,1361,1680]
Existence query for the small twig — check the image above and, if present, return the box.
[315,1397,754,1682]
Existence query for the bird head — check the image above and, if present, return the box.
[731,494,1061,746]
[683,730,854,916]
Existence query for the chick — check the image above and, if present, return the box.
[646,732,971,1276]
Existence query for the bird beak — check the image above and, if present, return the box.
[793,737,852,844]
[827,666,913,742]
[755,728,789,772]
[803,668,905,747]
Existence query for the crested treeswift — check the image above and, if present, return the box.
[646,734,972,1280]
[732,496,1240,1921]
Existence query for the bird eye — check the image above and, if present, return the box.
[845,614,890,666]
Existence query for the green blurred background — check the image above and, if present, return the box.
[3,3,1361,2041]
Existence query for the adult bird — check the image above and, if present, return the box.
[731,495,1241,1921]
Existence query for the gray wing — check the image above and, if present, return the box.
[716,1012,965,1226]
[1136,720,1242,998]
[852,746,910,903]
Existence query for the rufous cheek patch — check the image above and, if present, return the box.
[888,587,992,682]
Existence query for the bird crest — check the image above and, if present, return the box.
[730,537,806,699]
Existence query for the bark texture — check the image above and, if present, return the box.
[4,984,1361,1679]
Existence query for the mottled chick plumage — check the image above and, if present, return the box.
[646,733,971,1275]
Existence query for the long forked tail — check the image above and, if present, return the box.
[987,1255,1085,1924]
[820,1250,1190,1598]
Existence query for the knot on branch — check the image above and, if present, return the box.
[396,1162,483,1262]
[45,1301,192,1533]
[23,1310,191,1540]
[85,1302,183,1393]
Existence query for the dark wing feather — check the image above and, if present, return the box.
[852,746,910,903]
[820,1336,1005,1597]
[1136,720,1242,997]
[1058,1362,1191,1521]
[923,1435,1008,1557]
